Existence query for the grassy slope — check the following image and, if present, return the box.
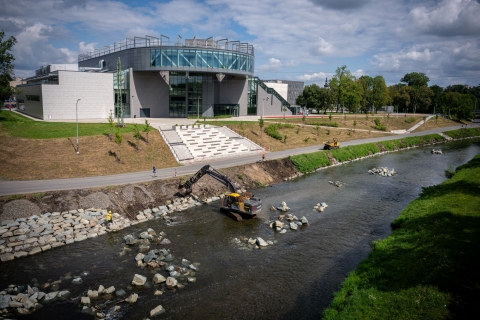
[0,111,135,138]
[323,154,480,320]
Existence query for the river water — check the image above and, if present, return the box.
[1,140,479,320]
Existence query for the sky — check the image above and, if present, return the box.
[1,0,479,88]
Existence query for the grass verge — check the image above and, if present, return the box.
[0,110,135,139]
[323,153,480,320]
[290,135,447,173]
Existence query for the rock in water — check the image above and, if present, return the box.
[153,274,166,284]
[290,222,298,230]
[256,237,268,247]
[125,293,138,304]
[166,277,177,289]
[131,274,147,286]
[150,305,165,317]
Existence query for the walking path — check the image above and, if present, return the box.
[0,121,464,196]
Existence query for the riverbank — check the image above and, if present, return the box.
[323,153,480,319]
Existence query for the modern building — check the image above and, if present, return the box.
[264,80,304,114]
[17,36,294,120]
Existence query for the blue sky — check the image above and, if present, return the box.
[1,0,479,87]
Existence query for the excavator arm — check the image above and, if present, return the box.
[179,165,236,194]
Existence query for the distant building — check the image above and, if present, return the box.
[17,36,294,120]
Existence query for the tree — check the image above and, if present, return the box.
[114,129,123,162]
[358,75,373,114]
[302,114,306,128]
[329,65,356,112]
[400,72,430,88]
[371,76,389,112]
[444,92,475,120]
[353,120,357,132]
[142,120,153,144]
[258,116,264,137]
[0,30,18,102]
[115,57,125,127]
[107,110,114,141]
[282,106,287,119]
[132,124,142,151]
[430,85,444,114]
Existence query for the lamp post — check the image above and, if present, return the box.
[197,96,200,120]
[131,95,134,123]
[262,97,269,117]
[76,99,81,154]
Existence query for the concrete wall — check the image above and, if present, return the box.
[18,71,114,120]
[264,82,288,101]
[257,85,290,117]
[215,75,248,116]
[131,71,170,118]
[17,85,44,119]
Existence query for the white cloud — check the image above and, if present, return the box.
[296,71,329,82]
[257,58,283,72]
[310,37,335,56]
[407,0,480,37]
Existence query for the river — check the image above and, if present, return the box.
[1,140,479,320]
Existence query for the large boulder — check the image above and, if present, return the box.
[256,237,268,247]
[132,274,147,286]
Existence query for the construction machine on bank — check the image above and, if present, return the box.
[178,165,262,221]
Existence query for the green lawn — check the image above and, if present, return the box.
[0,111,135,139]
[323,153,480,320]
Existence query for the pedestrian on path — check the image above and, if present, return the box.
[153,166,156,177]
[262,152,266,161]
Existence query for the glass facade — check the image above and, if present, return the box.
[113,68,130,118]
[247,77,258,115]
[169,72,204,118]
[151,49,254,73]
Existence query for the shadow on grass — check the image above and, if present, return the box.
[108,150,120,162]
[127,140,139,150]
[67,138,77,153]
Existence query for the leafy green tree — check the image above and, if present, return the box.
[444,92,475,120]
[114,129,123,161]
[142,119,153,144]
[343,80,363,113]
[259,116,264,137]
[107,110,114,141]
[400,72,430,88]
[0,30,18,102]
[353,120,357,132]
[430,85,444,114]
[372,76,390,112]
[358,75,373,113]
[282,106,287,119]
[329,65,356,112]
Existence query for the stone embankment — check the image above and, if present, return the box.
[0,195,202,263]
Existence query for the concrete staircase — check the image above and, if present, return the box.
[159,124,264,164]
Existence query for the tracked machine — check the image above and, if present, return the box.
[178,165,262,221]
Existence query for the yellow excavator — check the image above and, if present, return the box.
[324,138,340,150]
[178,165,262,221]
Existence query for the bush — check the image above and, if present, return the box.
[265,124,283,141]
[405,117,415,123]
[372,118,387,131]
[444,128,480,139]
[306,121,339,128]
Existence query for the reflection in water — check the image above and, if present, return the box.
[1,140,479,319]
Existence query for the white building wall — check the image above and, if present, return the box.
[42,71,114,120]
[264,82,288,101]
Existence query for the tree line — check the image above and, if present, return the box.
[295,65,480,121]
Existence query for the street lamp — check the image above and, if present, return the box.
[131,95,134,123]
[262,97,269,117]
[76,99,81,154]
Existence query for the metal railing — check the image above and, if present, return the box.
[79,35,254,62]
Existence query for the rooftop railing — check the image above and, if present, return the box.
[78,35,254,62]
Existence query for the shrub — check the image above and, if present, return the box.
[306,121,339,128]
[372,118,387,131]
[265,124,283,141]
[405,117,415,124]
